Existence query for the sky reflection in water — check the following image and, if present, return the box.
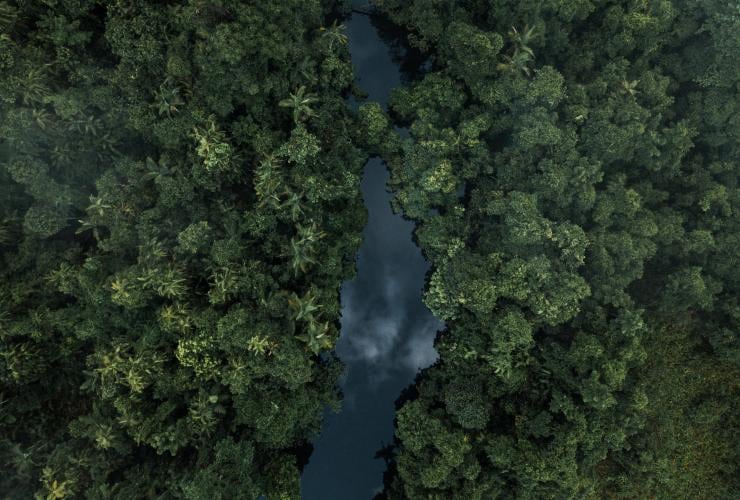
[300,6,443,499]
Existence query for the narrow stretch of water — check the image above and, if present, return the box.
[300,5,443,499]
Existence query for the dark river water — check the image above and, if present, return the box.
[299,4,442,499]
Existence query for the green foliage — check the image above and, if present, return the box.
[444,22,503,83]
[193,117,234,173]
[279,85,320,125]
[1,1,736,497]
[375,0,739,497]
[497,25,538,77]
[597,321,739,498]
[0,1,365,497]
[358,102,390,148]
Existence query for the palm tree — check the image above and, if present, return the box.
[143,157,172,184]
[21,67,51,105]
[290,236,317,274]
[288,289,321,322]
[254,154,283,209]
[297,320,331,355]
[619,79,640,97]
[247,335,277,356]
[279,85,319,124]
[32,108,51,130]
[497,51,534,77]
[282,190,304,221]
[321,20,348,52]
[297,221,326,244]
[86,196,111,217]
[289,222,325,274]
[210,267,238,303]
[153,78,184,117]
[510,25,537,58]
[498,24,537,77]
[156,267,187,300]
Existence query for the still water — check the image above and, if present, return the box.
[300,4,442,499]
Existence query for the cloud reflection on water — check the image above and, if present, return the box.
[300,6,443,498]
[335,160,441,388]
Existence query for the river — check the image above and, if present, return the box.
[299,3,442,499]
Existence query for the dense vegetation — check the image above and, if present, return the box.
[367,0,739,498]
[0,0,366,497]
[1,0,738,498]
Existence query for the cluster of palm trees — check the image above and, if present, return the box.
[253,151,324,276]
[275,82,335,354]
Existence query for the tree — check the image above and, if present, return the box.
[0,1,366,497]
[375,0,739,497]
[279,85,319,124]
